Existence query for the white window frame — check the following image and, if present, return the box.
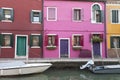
[91,3,102,24]
[111,9,120,24]
[72,34,83,48]
[1,7,13,22]
[47,7,57,21]
[1,33,13,48]
[72,8,82,22]
[110,35,120,48]
[30,34,41,48]
[31,10,41,24]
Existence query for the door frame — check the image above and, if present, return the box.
[59,38,70,58]
[91,42,102,58]
[15,35,28,58]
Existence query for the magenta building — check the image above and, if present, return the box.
[43,0,106,58]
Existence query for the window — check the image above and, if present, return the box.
[111,10,120,23]
[30,34,42,48]
[0,8,14,22]
[72,35,84,48]
[0,33,13,47]
[31,10,42,23]
[73,9,81,21]
[47,7,57,21]
[91,4,103,23]
[45,34,58,47]
[110,36,120,48]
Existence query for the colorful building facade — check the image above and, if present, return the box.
[43,0,106,58]
[106,1,120,58]
[0,0,43,58]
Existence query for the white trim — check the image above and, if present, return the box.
[1,7,13,10]
[91,42,102,58]
[47,7,57,21]
[110,9,120,24]
[31,34,41,35]
[47,34,57,36]
[91,3,102,24]
[32,10,41,12]
[72,34,83,36]
[15,35,28,59]
[1,33,12,34]
[72,8,82,22]
[59,38,70,58]
[111,35,120,36]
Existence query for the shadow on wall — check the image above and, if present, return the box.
[79,49,92,58]
[107,49,120,58]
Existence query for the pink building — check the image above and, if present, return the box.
[43,0,106,58]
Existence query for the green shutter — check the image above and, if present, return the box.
[11,9,14,21]
[10,34,14,47]
[0,34,2,46]
[39,35,42,47]
[1,9,4,20]
[39,12,42,23]
[30,11,33,22]
[110,37,114,48]
[30,35,33,47]
[101,10,104,23]
[0,9,2,21]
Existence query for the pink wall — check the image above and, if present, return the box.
[44,0,106,58]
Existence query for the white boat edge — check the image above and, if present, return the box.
[0,61,52,76]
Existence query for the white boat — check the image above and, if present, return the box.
[0,61,52,76]
[80,60,120,74]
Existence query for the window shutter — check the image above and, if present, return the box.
[81,8,84,21]
[30,11,33,22]
[10,34,14,47]
[100,34,103,40]
[45,35,48,46]
[80,35,84,46]
[119,37,120,48]
[101,10,104,23]
[0,9,2,21]
[30,35,33,47]
[55,35,58,46]
[1,9,4,20]
[11,9,14,21]
[39,12,42,23]
[39,35,42,47]
[0,34,2,46]
[110,37,114,48]
[1,34,4,46]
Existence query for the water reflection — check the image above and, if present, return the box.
[0,68,120,80]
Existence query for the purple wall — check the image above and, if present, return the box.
[44,0,106,58]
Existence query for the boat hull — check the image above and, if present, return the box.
[0,63,52,76]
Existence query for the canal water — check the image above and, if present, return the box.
[0,68,120,80]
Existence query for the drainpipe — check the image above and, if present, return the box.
[104,1,107,58]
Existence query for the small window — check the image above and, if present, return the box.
[0,34,13,47]
[91,4,103,23]
[110,36,120,48]
[73,9,81,21]
[0,8,14,22]
[47,7,57,21]
[111,10,120,23]
[30,34,42,48]
[31,10,42,23]
[45,35,58,47]
[72,35,84,47]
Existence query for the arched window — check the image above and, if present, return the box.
[91,4,103,23]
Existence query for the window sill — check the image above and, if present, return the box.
[46,46,56,50]
[72,20,82,22]
[73,46,82,50]
[1,46,12,48]
[31,22,41,24]
[31,46,40,48]
[91,22,103,24]
[1,20,13,22]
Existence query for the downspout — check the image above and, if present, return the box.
[104,1,107,58]
[42,0,44,58]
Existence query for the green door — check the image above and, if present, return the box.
[16,36,26,56]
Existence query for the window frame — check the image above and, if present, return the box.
[111,9,120,24]
[0,33,13,48]
[91,3,103,24]
[72,34,84,48]
[110,36,120,48]
[30,34,42,48]
[72,8,82,22]
[47,7,57,21]
[1,7,14,22]
[31,10,42,24]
